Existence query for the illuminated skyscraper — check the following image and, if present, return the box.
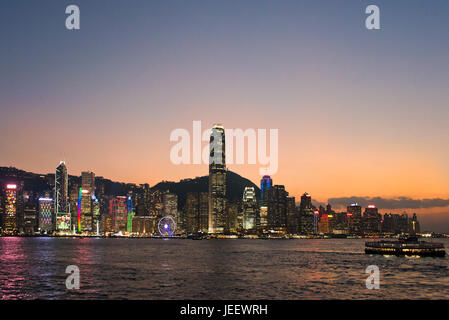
[2,183,22,234]
[110,196,127,233]
[55,161,70,232]
[185,192,208,233]
[163,192,178,226]
[260,175,272,205]
[127,195,134,233]
[80,171,95,231]
[208,124,226,234]
[38,197,53,233]
[286,196,298,234]
[55,161,68,214]
[363,205,381,234]
[242,187,258,230]
[347,203,362,235]
[267,185,288,231]
[409,213,420,234]
[299,192,314,234]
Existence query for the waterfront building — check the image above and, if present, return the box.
[132,216,157,235]
[126,195,134,233]
[208,124,226,234]
[110,196,127,233]
[23,198,37,234]
[409,213,420,234]
[267,185,288,231]
[136,184,151,216]
[286,196,298,234]
[2,183,22,234]
[185,192,208,233]
[363,205,381,234]
[55,161,69,214]
[259,205,268,232]
[347,203,362,235]
[299,192,314,235]
[225,202,239,234]
[80,171,95,231]
[38,197,53,233]
[260,175,273,205]
[242,187,258,231]
[149,190,164,218]
[163,192,178,227]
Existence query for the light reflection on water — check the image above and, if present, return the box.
[0,237,448,299]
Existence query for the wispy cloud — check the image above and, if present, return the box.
[326,197,449,210]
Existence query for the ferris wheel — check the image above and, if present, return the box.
[158,216,176,237]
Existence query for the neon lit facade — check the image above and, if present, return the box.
[110,196,127,233]
[127,196,134,233]
[260,175,272,204]
[4,185,18,232]
[78,187,82,232]
[39,198,53,232]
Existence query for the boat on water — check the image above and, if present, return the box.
[365,235,446,257]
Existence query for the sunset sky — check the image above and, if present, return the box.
[1,1,449,230]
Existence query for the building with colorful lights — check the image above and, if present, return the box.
[2,183,22,234]
[38,197,54,233]
[260,175,273,205]
[110,196,127,233]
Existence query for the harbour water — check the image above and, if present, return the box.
[1,237,448,299]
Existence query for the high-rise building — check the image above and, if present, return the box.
[136,184,151,216]
[163,192,178,220]
[382,213,410,234]
[242,187,258,231]
[347,203,362,235]
[38,197,53,233]
[260,175,273,205]
[363,205,381,234]
[126,195,134,233]
[55,161,68,214]
[185,192,208,233]
[23,195,37,234]
[80,171,95,231]
[110,196,127,233]
[286,196,298,234]
[259,205,268,232]
[409,213,420,234]
[267,185,288,231]
[2,183,22,234]
[208,124,226,234]
[299,192,314,235]
[149,190,164,218]
[55,161,70,232]
[226,202,239,234]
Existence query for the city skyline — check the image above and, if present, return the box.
[1,1,449,230]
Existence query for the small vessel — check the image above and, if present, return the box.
[365,235,446,257]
